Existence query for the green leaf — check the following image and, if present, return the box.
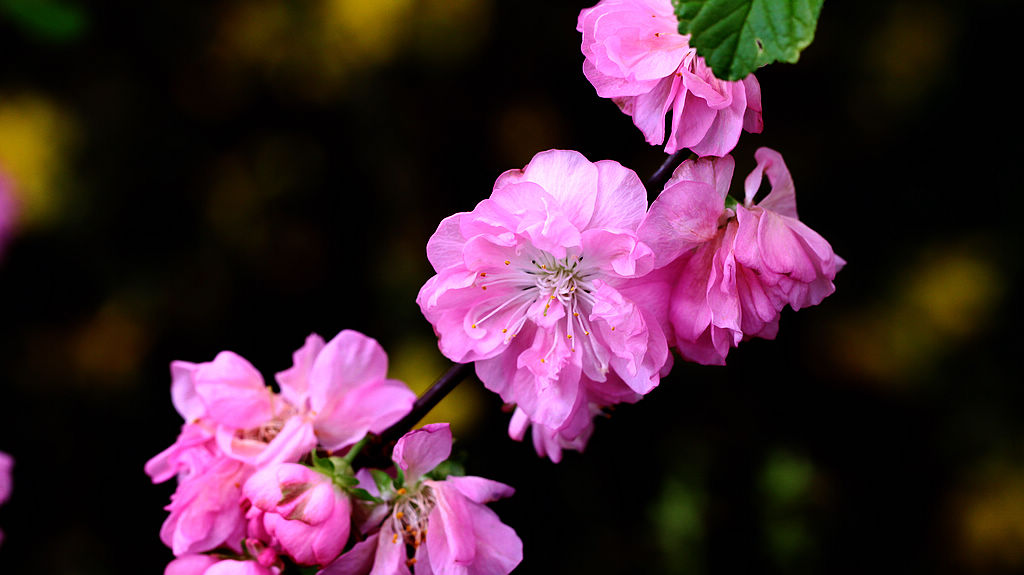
[673,0,824,81]
[309,450,334,475]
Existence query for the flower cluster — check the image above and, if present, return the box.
[418,147,841,461]
[0,451,11,546]
[147,331,521,574]
[577,0,763,157]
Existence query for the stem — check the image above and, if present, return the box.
[645,149,690,194]
[339,436,369,467]
[376,362,475,446]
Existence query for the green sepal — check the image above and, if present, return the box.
[334,474,360,488]
[369,469,395,494]
[394,467,406,489]
[309,450,334,475]
[724,195,740,210]
[673,0,824,81]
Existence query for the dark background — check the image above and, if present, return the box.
[0,0,1021,573]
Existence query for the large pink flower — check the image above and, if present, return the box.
[637,148,844,365]
[417,149,671,436]
[243,463,352,566]
[578,0,763,156]
[326,424,522,575]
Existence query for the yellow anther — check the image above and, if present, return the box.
[480,272,487,277]
[611,326,616,331]
[540,358,546,363]
[584,331,590,335]
[567,334,573,339]
[395,511,404,519]
[471,324,478,329]
[504,260,510,265]
[397,488,407,495]
[502,329,508,333]
[407,559,418,566]
[573,312,579,317]
[392,534,399,544]
[550,295,556,300]
[482,286,487,290]
[406,525,415,533]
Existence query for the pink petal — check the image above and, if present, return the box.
[638,179,724,268]
[165,554,219,575]
[170,360,204,422]
[193,352,272,430]
[370,523,411,575]
[499,150,599,231]
[275,333,326,410]
[392,423,453,483]
[426,213,469,272]
[319,535,378,575]
[308,331,389,414]
[445,476,515,504]
[425,482,476,568]
[587,159,649,232]
[745,147,797,217]
[315,378,415,453]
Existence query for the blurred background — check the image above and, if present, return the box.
[0,0,1020,573]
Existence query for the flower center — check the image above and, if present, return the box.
[470,251,598,354]
[389,485,435,550]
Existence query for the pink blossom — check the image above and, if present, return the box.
[417,149,671,438]
[637,148,844,365]
[243,463,352,566]
[164,331,415,468]
[577,0,763,156]
[325,424,522,575]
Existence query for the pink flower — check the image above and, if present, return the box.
[350,424,522,575]
[637,148,844,365]
[417,149,671,437]
[243,463,352,566]
[577,0,763,156]
[165,330,415,468]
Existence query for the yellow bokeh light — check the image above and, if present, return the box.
[0,94,76,228]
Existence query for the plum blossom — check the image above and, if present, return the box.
[322,423,521,575]
[578,0,763,156]
[147,330,415,558]
[0,451,11,546]
[159,330,415,469]
[243,463,352,566]
[637,148,844,365]
[417,149,671,449]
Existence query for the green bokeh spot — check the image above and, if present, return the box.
[0,0,88,43]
